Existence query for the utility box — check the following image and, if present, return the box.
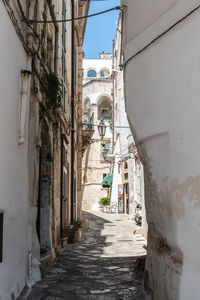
[0,211,4,263]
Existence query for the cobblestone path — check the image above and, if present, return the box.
[25,211,147,300]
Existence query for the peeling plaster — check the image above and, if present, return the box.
[159,175,200,220]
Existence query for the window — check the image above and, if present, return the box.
[100,69,110,77]
[87,70,97,77]
[124,173,128,180]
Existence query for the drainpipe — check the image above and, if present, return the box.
[19,70,32,145]
[70,0,75,223]
[54,25,58,76]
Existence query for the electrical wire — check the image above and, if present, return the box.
[121,3,200,67]
[28,6,121,24]
[82,123,130,129]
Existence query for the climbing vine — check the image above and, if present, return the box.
[43,70,62,112]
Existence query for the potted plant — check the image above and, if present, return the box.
[98,197,111,213]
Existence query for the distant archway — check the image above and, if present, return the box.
[100,68,110,78]
[97,96,112,120]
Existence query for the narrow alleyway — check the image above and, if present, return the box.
[25,212,146,300]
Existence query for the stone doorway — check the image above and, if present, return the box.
[37,124,53,257]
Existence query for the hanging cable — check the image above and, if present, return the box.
[28,6,122,24]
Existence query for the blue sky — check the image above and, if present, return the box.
[83,0,120,58]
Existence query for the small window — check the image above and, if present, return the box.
[100,71,105,77]
[87,70,97,77]
[124,162,128,169]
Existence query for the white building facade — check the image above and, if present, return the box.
[121,1,200,299]
[111,16,145,226]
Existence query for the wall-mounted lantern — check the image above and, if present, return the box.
[97,120,106,140]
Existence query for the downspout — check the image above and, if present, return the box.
[54,25,58,76]
[60,134,64,241]
[70,0,75,223]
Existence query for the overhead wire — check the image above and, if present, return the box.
[28,6,122,24]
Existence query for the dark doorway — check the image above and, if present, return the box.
[118,184,124,213]
[125,183,129,214]
[73,173,77,221]
[37,125,53,256]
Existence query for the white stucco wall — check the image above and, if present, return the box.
[111,16,145,220]
[122,0,200,298]
[82,58,112,78]
[0,4,39,299]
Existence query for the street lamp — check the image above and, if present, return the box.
[97,120,107,140]
[102,147,108,160]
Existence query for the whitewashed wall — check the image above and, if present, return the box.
[0,3,39,299]
[111,16,145,221]
[122,0,200,298]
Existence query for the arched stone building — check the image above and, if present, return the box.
[82,53,113,211]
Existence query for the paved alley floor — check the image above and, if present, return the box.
[26,211,147,300]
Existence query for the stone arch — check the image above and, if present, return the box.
[99,68,110,78]
[97,95,112,120]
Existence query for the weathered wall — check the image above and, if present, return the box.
[122,1,200,298]
[0,0,89,298]
[0,2,40,298]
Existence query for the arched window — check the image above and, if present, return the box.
[87,70,97,77]
[98,98,112,120]
[100,69,110,78]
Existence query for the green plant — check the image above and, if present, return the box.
[44,70,62,111]
[72,220,82,231]
[63,220,82,243]
[99,197,110,206]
